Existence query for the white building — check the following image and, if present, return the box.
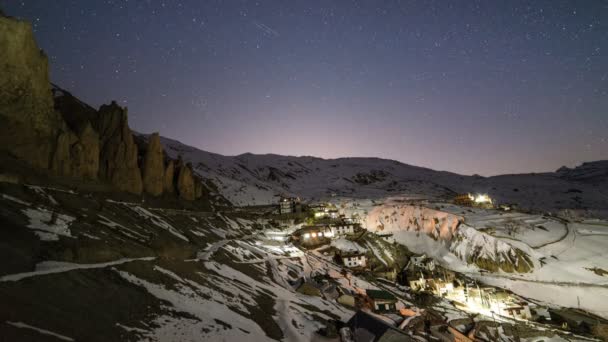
[314,208,339,219]
[342,253,367,268]
[330,223,356,236]
[411,254,435,271]
[279,197,301,214]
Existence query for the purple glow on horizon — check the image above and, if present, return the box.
[5,0,607,175]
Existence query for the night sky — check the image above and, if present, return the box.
[4,0,607,176]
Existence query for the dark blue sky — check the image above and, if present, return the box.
[4,0,607,175]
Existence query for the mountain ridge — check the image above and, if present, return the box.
[155,134,608,218]
[151,133,607,179]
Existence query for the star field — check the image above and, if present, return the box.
[4,0,608,175]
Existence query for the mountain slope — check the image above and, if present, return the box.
[158,136,608,218]
[0,182,352,342]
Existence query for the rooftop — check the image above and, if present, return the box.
[366,289,397,301]
[347,310,415,341]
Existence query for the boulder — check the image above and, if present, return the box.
[142,133,164,196]
[96,102,142,195]
[177,161,195,201]
[163,160,175,193]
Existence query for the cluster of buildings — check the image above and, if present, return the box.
[453,193,494,209]
[285,201,370,270]
[310,203,340,219]
[404,253,535,322]
[278,196,302,214]
[293,223,368,270]
[409,273,532,321]
[441,281,533,321]
[452,193,518,212]
[294,222,359,246]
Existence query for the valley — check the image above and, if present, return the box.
[2,179,608,341]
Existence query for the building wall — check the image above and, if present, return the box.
[372,300,396,312]
[410,279,425,291]
[331,224,355,236]
[280,201,293,214]
[343,255,366,268]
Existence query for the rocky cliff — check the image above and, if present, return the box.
[96,102,143,194]
[163,160,175,193]
[175,157,196,200]
[363,202,533,273]
[0,15,63,170]
[0,15,205,200]
[142,133,164,196]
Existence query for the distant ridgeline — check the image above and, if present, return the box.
[0,14,204,200]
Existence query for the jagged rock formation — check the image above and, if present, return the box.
[163,160,175,193]
[71,123,100,179]
[50,130,74,176]
[176,159,196,200]
[142,133,164,196]
[96,102,143,195]
[0,15,205,200]
[0,16,63,169]
[195,180,203,199]
[0,16,102,181]
[450,225,533,273]
[365,202,533,273]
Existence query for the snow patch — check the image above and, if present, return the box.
[0,257,155,282]
[5,321,74,341]
[21,207,75,241]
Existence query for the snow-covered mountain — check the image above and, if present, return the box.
[159,136,608,218]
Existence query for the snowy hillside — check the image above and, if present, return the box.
[1,152,605,342]
[0,182,357,341]
[157,135,608,218]
[338,197,608,319]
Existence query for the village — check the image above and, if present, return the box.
[259,195,608,341]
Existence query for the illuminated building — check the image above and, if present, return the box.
[295,225,332,247]
[279,196,301,214]
[453,193,494,208]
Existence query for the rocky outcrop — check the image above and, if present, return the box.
[96,102,142,195]
[50,130,75,176]
[451,225,533,273]
[142,133,164,196]
[177,160,196,201]
[71,123,99,179]
[0,16,101,181]
[365,204,462,241]
[194,179,203,199]
[163,160,175,193]
[0,16,64,169]
[0,15,205,200]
